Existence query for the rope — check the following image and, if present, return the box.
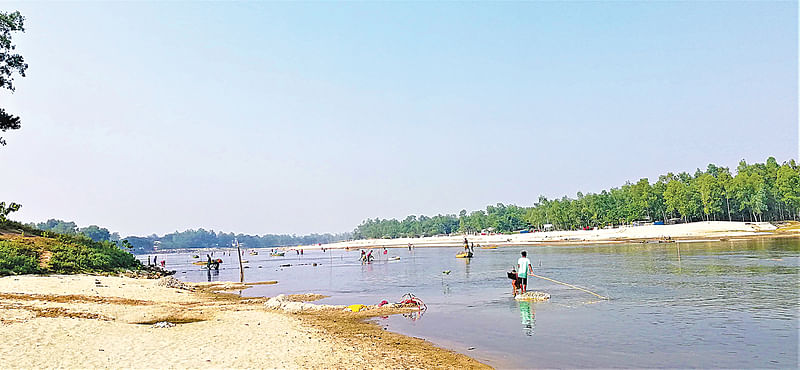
[529,273,609,300]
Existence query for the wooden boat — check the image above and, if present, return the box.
[456,252,473,258]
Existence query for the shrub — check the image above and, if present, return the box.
[0,240,41,275]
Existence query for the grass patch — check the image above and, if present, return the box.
[0,240,42,275]
[0,219,142,276]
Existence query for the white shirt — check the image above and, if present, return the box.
[517,257,532,277]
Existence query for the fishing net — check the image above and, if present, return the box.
[514,291,550,301]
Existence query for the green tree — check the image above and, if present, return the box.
[0,201,20,222]
[0,10,28,146]
[79,225,112,242]
[776,161,800,219]
[696,173,722,220]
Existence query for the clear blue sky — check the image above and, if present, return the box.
[1,1,797,236]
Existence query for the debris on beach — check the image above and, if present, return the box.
[157,277,193,291]
[514,291,550,301]
[265,294,344,313]
[348,304,366,312]
[265,293,426,314]
[151,321,176,328]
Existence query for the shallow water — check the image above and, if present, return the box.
[151,239,799,368]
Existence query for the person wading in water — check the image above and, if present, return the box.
[516,250,533,294]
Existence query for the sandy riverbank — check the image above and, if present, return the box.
[308,221,797,250]
[0,275,488,369]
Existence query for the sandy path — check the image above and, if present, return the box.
[0,275,487,369]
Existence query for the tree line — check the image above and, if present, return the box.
[30,219,120,242]
[353,157,800,239]
[28,219,351,253]
[123,229,352,253]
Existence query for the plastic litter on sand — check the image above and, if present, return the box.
[152,321,176,328]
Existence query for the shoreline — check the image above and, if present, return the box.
[0,275,489,369]
[304,221,799,250]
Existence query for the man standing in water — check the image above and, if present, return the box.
[517,250,533,295]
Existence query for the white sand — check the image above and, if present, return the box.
[311,221,780,250]
[0,275,451,369]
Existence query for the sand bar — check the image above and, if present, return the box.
[308,221,795,250]
[0,275,488,369]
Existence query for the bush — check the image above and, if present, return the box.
[48,234,140,273]
[0,240,41,275]
[0,224,141,276]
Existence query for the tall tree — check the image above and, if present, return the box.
[0,10,28,146]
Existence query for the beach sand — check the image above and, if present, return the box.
[0,275,488,369]
[309,221,795,250]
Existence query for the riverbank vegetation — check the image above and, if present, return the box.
[21,219,351,254]
[0,220,141,276]
[354,157,800,238]
[10,157,798,248]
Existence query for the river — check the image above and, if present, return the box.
[150,238,799,368]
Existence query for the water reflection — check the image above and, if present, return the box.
[162,239,798,369]
[518,301,535,336]
[206,268,219,282]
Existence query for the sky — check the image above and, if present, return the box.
[0,1,797,237]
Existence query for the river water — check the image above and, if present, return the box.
[152,239,799,368]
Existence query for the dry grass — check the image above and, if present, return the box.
[0,292,153,306]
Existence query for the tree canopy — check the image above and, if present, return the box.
[353,157,800,239]
[0,10,27,146]
[28,219,351,253]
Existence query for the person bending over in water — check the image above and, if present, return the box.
[511,268,521,296]
[516,250,533,294]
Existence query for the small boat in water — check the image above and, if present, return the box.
[270,252,285,257]
[456,252,473,258]
[480,246,498,249]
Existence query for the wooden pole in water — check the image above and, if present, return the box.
[236,239,244,283]
[529,273,608,300]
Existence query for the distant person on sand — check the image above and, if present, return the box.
[516,251,533,294]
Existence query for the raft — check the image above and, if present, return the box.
[480,246,498,249]
[270,252,285,257]
[455,252,473,258]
